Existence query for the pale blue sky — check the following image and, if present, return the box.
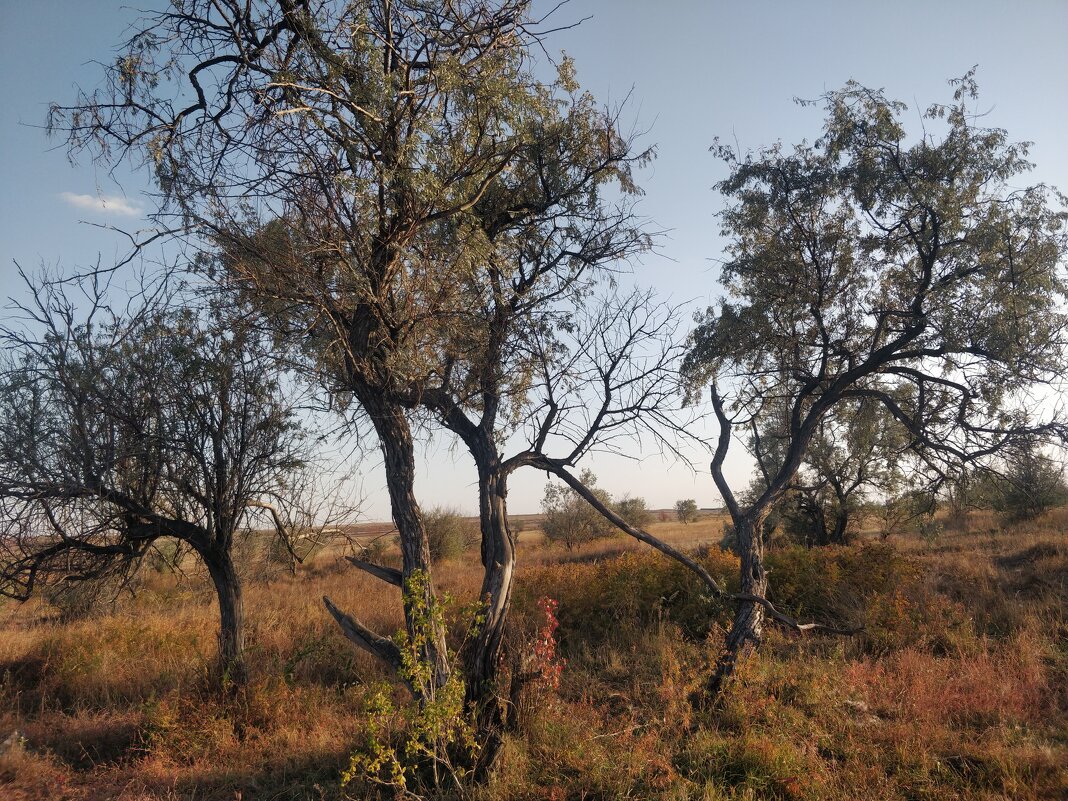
[2,1,1066,518]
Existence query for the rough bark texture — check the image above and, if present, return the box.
[466,458,515,775]
[712,512,768,692]
[360,390,451,692]
[829,509,850,546]
[203,546,247,686]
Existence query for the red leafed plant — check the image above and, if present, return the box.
[532,596,566,691]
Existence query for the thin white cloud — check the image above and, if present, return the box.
[59,191,143,217]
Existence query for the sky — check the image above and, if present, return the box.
[1,1,1067,519]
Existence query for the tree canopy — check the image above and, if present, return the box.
[0,275,311,680]
[684,73,1068,681]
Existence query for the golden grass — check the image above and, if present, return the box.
[0,511,1065,799]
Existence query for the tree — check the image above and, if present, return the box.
[49,0,661,772]
[761,398,907,546]
[683,74,1068,688]
[614,495,651,528]
[49,0,568,705]
[991,439,1068,522]
[674,499,699,523]
[0,275,313,684]
[541,469,615,550]
[204,12,657,768]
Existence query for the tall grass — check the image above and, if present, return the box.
[1,515,1065,799]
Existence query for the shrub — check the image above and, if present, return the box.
[674,499,699,523]
[541,469,616,550]
[521,548,739,644]
[615,495,651,528]
[423,506,478,562]
[992,444,1068,522]
[43,570,134,623]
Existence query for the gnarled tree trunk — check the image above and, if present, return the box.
[712,511,768,691]
[360,390,451,693]
[829,508,850,545]
[202,545,247,687]
[465,456,516,775]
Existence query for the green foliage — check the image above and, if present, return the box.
[342,571,479,797]
[683,73,1068,553]
[422,506,478,563]
[674,499,699,523]
[540,469,616,550]
[991,442,1068,522]
[614,494,651,528]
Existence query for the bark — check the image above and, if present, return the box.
[829,508,850,545]
[360,390,451,693]
[346,556,402,587]
[203,545,247,687]
[711,511,768,692]
[465,455,516,776]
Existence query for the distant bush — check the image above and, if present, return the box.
[614,495,651,528]
[878,489,937,539]
[541,469,616,550]
[146,540,184,574]
[674,499,699,524]
[991,444,1068,522]
[423,506,478,562]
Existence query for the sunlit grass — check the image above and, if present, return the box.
[1,510,1066,799]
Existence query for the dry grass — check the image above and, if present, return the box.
[1,510,1066,799]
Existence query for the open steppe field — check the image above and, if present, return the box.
[1,511,1066,801]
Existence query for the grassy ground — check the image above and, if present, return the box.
[0,511,1065,800]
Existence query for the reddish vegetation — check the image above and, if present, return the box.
[1,512,1066,800]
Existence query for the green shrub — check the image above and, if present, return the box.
[423,506,478,562]
[615,495,651,528]
[675,499,699,523]
[541,469,616,550]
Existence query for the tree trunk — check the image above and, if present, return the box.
[711,510,768,692]
[829,508,850,545]
[203,546,246,687]
[814,509,830,547]
[465,457,516,776]
[360,390,450,693]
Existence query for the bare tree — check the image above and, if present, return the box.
[682,74,1068,689]
[411,282,688,769]
[0,272,315,685]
